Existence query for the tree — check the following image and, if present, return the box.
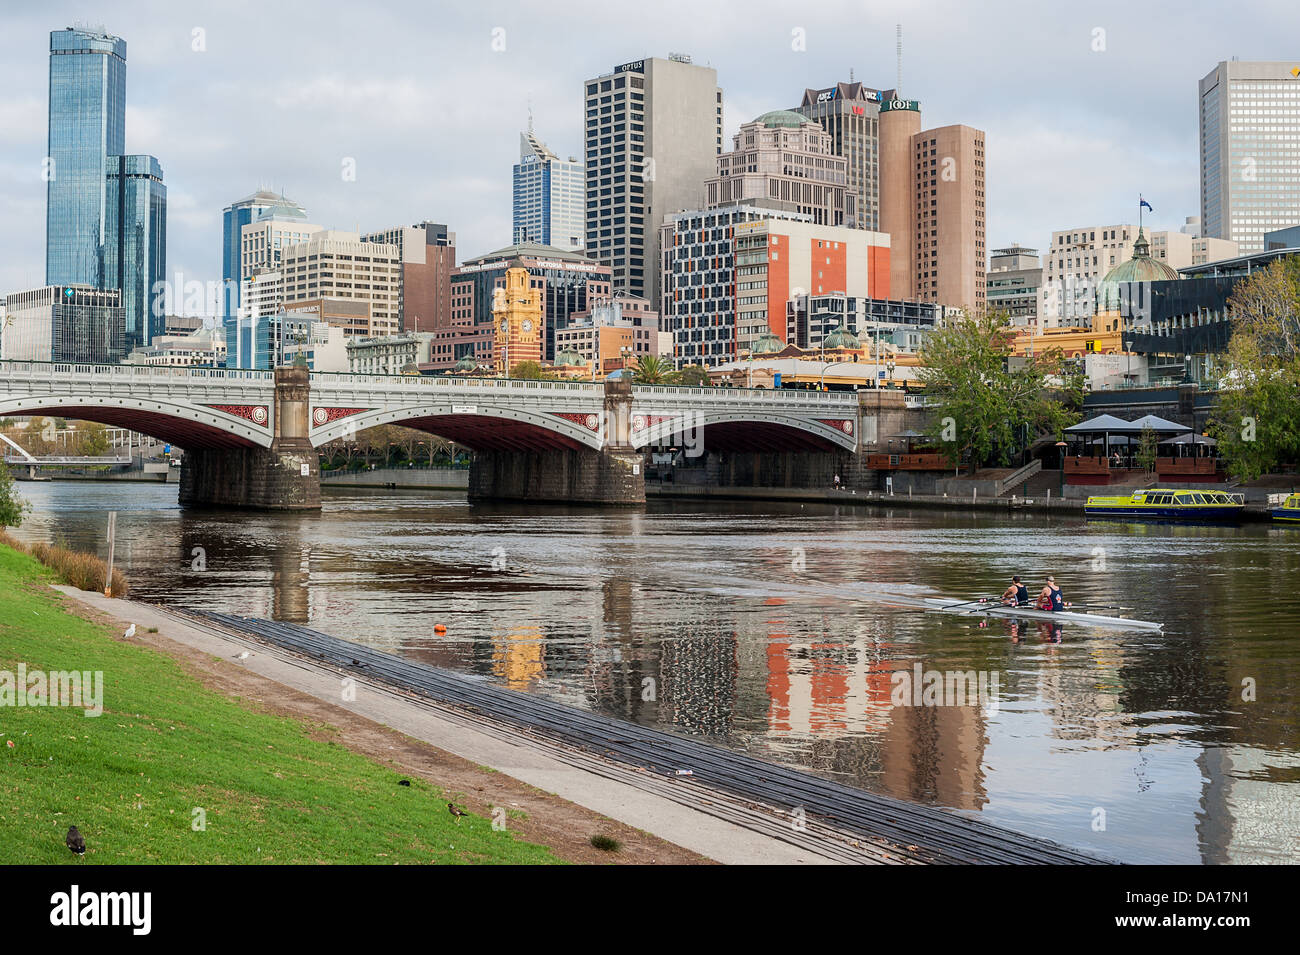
[1207,258,1300,480]
[918,309,1081,472]
[632,354,679,385]
[1136,425,1160,473]
[0,464,27,527]
[80,422,110,457]
[510,361,546,380]
[678,365,711,388]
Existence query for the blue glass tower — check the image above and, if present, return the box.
[105,154,166,348]
[46,27,127,287]
[221,190,309,322]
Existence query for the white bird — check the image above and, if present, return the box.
[235,651,251,660]
[123,624,136,639]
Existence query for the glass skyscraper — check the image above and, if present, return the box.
[46,27,126,288]
[45,26,166,355]
[105,155,167,347]
[512,130,584,251]
[222,190,310,321]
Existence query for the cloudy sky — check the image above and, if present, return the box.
[2,0,1297,309]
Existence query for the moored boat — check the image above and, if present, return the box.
[1084,487,1244,522]
[1272,493,1300,523]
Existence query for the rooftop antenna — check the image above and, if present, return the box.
[527,99,534,134]
[896,24,903,94]
[849,67,854,83]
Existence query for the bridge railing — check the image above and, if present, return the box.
[0,360,273,384]
[310,371,605,395]
[632,384,859,408]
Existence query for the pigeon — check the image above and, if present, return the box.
[447,802,467,822]
[123,624,136,639]
[66,826,86,856]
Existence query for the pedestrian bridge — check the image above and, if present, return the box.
[0,361,892,508]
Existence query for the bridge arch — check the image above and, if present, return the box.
[0,395,270,449]
[631,410,857,453]
[310,402,607,452]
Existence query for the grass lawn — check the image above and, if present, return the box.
[0,543,562,864]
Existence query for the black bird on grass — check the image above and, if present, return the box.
[66,826,86,856]
[447,802,467,822]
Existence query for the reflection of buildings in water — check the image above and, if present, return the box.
[877,697,988,811]
[766,640,894,736]
[1032,637,1130,744]
[658,627,739,737]
[1195,744,1300,864]
[491,625,545,690]
[270,534,312,624]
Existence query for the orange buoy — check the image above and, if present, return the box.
[434,624,447,634]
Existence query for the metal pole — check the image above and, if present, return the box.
[104,511,117,597]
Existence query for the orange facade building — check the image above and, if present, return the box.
[492,263,542,373]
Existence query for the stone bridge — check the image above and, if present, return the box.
[0,361,912,509]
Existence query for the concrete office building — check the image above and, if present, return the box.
[281,230,401,337]
[346,332,440,376]
[584,55,723,305]
[786,292,945,355]
[1199,60,1300,254]
[878,95,986,310]
[793,81,883,230]
[706,111,856,227]
[3,285,126,364]
[513,129,584,251]
[361,222,455,333]
[986,245,1042,325]
[555,294,669,373]
[222,190,309,321]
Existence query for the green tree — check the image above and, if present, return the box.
[80,422,110,457]
[1207,258,1300,480]
[918,309,1081,472]
[1136,424,1160,472]
[678,365,711,387]
[510,360,546,380]
[0,464,28,527]
[631,354,680,385]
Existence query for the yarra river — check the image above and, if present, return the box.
[11,481,1300,863]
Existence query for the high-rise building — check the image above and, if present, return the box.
[513,130,584,251]
[878,94,986,310]
[706,111,856,227]
[222,190,309,321]
[1199,60,1300,254]
[360,222,456,333]
[793,82,883,230]
[281,230,401,337]
[583,55,723,305]
[105,154,166,348]
[45,27,166,351]
[986,245,1041,325]
[45,27,126,288]
[3,285,126,364]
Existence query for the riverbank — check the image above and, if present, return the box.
[0,542,704,865]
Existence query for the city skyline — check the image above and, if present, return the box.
[2,1,1298,311]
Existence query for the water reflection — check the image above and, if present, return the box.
[8,481,1300,863]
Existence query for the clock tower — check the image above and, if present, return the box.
[491,260,543,375]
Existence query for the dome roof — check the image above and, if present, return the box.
[823,325,860,350]
[554,347,585,367]
[753,331,785,354]
[1096,228,1181,311]
[754,109,813,128]
[454,355,478,372]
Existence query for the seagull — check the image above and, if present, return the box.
[66,826,86,856]
[447,802,467,822]
[123,624,136,639]
[235,651,251,660]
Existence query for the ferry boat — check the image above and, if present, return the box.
[1272,493,1300,523]
[1084,487,1245,522]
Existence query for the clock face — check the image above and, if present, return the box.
[499,320,508,332]
[521,320,534,333]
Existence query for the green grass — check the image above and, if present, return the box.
[0,543,562,865]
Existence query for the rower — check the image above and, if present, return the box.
[1037,576,1065,612]
[1000,576,1030,607]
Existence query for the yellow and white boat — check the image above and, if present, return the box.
[1272,493,1300,523]
[1085,488,1245,522]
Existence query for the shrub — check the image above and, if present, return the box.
[1,533,129,596]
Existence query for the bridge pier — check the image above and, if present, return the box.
[179,366,321,511]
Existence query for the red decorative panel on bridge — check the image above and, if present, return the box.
[204,404,269,426]
[552,412,602,432]
[817,419,854,436]
[312,407,372,426]
[632,414,678,432]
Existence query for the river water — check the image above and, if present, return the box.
[10,480,1299,864]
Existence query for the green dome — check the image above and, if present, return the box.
[753,332,785,354]
[823,324,860,350]
[454,355,478,372]
[754,109,812,128]
[554,348,584,366]
[1096,228,1181,312]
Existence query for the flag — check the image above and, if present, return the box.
[1140,197,1153,212]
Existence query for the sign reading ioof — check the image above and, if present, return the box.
[880,98,920,113]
